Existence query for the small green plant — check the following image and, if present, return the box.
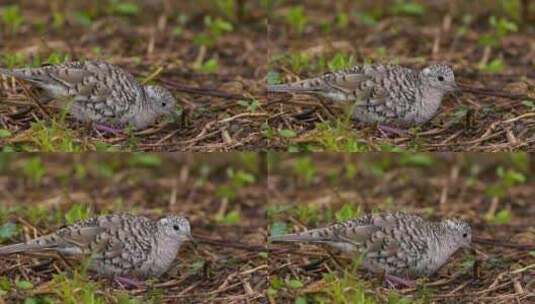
[45,51,70,65]
[389,0,425,16]
[485,166,526,199]
[327,53,355,71]
[214,0,236,20]
[64,204,92,225]
[22,157,46,185]
[107,0,139,16]
[398,152,433,167]
[52,11,65,29]
[316,266,374,303]
[292,156,315,185]
[237,99,260,112]
[266,70,281,85]
[485,209,511,225]
[1,5,24,34]
[72,10,92,27]
[215,168,255,200]
[215,210,241,225]
[2,52,25,68]
[193,57,219,73]
[285,6,307,34]
[27,120,83,152]
[311,119,370,152]
[127,153,162,167]
[0,222,17,243]
[335,203,360,221]
[478,16,518,48]
[269,221,287,237]
[284,52,310,74]
[193,16,233,47]
[478,58,504,73]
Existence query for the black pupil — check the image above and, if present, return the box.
[438,76,444,81]
[173,225,179,231]
[462,233,467,238]
[162,103,166,107]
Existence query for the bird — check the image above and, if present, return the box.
[267,63,458,130]
[0,214,192,279]
[0,61,178,130]
[270,212,471,286]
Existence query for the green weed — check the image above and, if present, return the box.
[285,6,307,34]
[1,5,24,34]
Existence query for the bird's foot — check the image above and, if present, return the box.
[377,125,408,138]
[93,123,124,135]
[114,276,145,289]
[384,274,416,289]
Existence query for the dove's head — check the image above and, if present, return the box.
[420,64,458,93]
[144,85,178,116]
[158,215,192,242]
[441,218,472,249]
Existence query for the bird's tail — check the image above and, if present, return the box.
[0,242,39,255]
[0,68,13,77]
[267,77,326,94]
[269,227,334,243]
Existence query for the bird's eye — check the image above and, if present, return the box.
[161,102,167,107]
[173,225,179,231]
[438,76,445,81]
[462,233,468,238]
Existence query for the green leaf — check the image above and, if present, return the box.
[522,100,535,110]
[399,153,433,167]
[487,209,511,225]
[335,204,358,222]
[113,2,139,15]
[278,129,297,138]
[0,223,17,240]
[194,58,219,73]
[295,296,307,304]
[65,204,91,225]
[15,280,33,290]
[73,11,92,27]
[270,221,287,237]
[390,1,425,16]
[287,279,303,289]
[0,129,12,138]
[266,70,281,85]
[128,154,162,167]
[216,210,240,225]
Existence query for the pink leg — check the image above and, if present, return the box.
[93,123,123,135]
[377,125,407,137]
[384,273,416,288]
[114,276,145,289]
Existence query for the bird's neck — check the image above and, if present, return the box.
[430,230,461,270]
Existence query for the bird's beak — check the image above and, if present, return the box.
[450,83,461,93]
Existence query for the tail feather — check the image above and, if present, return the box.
[267,77,326,94]
[0,242,36,255]
[0,68,12,77]
[269,228,332,243]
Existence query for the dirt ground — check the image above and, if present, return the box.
[0,154,267,303]
[0,1,533,151]
[267,153,535,303]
